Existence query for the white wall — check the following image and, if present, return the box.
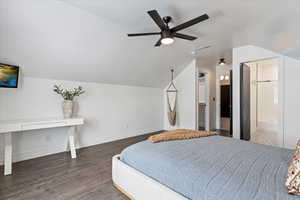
[232,45,283,140]
[164,60,196,130]
[232,45,300,149]
[0,77,163,164]
[283,57,300,149]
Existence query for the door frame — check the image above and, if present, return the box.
[195,72,210,131]
[240,57,284,147]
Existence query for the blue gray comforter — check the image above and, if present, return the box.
[120,135,300,200]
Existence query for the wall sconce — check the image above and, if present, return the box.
[220,74,230,81]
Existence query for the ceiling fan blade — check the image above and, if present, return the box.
[128,32,161,37]
[171,14,209,32]
[148,10,167,30]
[173,33,197,41]
[155,38,161,47]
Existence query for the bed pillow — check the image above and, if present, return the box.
[148,129,216,143]
[286,140,300,195]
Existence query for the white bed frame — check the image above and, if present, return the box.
[112,155,187,200]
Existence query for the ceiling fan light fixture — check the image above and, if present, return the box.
[161,37,174,45]
[127,10,209,47]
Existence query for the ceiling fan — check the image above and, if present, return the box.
[127,10,209,47]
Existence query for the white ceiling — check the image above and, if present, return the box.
[1,0,300,88]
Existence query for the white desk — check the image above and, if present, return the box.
[0,117,84,175]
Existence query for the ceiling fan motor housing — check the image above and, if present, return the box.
[162,30,172,38]
[163,16,172,24]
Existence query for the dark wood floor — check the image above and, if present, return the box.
[0,133,157,200]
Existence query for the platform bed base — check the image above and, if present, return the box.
[112,155,188,200]
[113,182,134,200]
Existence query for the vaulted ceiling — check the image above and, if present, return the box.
[1,0,300,88]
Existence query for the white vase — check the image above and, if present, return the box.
[63,100,73,118]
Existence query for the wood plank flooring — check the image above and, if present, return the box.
[0,132,160,200]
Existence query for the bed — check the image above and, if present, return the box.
[112,135,300,200]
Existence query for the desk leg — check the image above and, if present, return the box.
[4,132,12,176]
[68,126,77,159]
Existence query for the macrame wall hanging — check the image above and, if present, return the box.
[166,69,178,126]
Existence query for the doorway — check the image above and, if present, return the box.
[216,66,233,137]
[220,84,231,134]
[197,72,209,131]
[240,58,281,147]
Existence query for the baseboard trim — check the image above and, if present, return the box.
[0,130,164,166]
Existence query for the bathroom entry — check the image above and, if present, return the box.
[241,58,281,147]
[197,73,209,131]
[216,65,233,137]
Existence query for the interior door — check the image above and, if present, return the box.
[221,85,230,118]
[230,70,233,136]
[240,64,251,140]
